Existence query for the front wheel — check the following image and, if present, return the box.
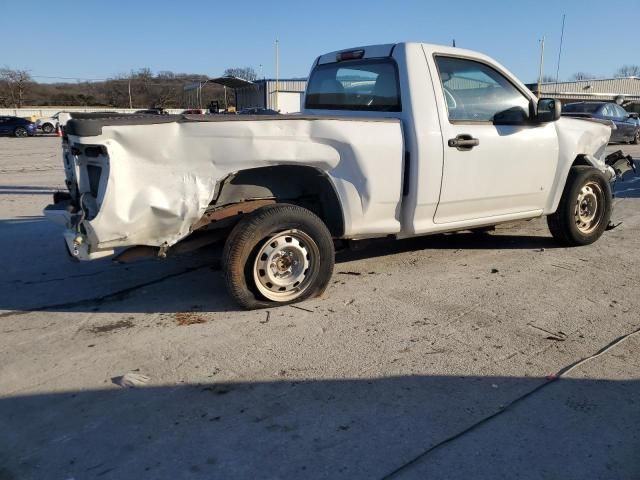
[547,166,612,246]
[222,204,335,309]
[14,127,28,138]
[41,123,54,134]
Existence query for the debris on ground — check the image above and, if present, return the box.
[88,319,134,334]
[490,268,499,274]
[528,323,568,341]
[112,372,150,388]
[175,312,207,326]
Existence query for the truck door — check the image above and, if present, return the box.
[431,55,558,224]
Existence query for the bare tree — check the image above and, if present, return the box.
[570,72,596,81]
[223,67,258,81]
[541,75,556,83]
[0,67,32,107]
[614,65,640,77]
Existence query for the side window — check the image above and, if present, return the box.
[601,105,615,117]
[435,56,530,123]
[614,105,628,119]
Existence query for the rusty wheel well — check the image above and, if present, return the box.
[205,165,345,237]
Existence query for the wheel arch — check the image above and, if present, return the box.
[210,165,345,237]
[546,154,610,214]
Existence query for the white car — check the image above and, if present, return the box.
[44,42,634,309]
[35,113,60,134]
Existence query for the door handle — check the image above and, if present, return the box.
[448,134,480,151]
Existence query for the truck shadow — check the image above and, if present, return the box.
[335,231,557,264]
[0,215,562,315]
[0,375,637,479]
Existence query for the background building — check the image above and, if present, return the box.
[235,79,307,113]
[527,77,640,105]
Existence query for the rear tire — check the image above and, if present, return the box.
[41,123,54,134]
[222,203,335,309]
[14,127,28,138]
[632,131,639,145]
[547,166,612,246]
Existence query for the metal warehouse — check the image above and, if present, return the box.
[528,77,640,104]
[235,79,307,113]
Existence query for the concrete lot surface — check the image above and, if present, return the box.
[1,136,639,479]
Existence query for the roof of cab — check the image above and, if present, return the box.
[316,42,494,65]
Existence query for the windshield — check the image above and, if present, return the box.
[305,59,401,112]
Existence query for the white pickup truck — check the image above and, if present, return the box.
[45,42,634,309]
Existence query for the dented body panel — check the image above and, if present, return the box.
[53,117,404,258]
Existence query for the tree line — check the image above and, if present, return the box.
[540,65,640,83]
[0,66,259,109]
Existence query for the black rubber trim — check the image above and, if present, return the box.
[65,113,400,137]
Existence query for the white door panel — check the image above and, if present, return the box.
[431,55,559,224]
[435,122,558,223]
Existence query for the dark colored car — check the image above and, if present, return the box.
[134,108,167,115]
[562,102,640,144]
[0,116,36,137]
[238,107,280,115]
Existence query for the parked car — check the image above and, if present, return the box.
[35,113,60,134]
[562,102,640,144]
[134,108,167,115]
[44,42,633,309]
[0,116,36,137]
[238,108,280,115]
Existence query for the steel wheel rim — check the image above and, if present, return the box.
[574,181,604,234]
[253,229,317,302]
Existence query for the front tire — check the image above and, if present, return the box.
[41,123,54,134]
[547,166,612,246]
[222,204,335,309]
[14,127,28,138]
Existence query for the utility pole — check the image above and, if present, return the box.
[537,36,545,97]
[128,77,133,109]
[275,39,279,111]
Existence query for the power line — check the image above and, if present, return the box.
[31,75,211,84]
[554,13,566,84]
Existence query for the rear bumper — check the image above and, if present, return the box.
[43,200,114,261]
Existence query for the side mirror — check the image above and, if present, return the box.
[535,98,561,123]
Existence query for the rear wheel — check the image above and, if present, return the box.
[222,204,335,309]
[632,130,639,145]
[41,123,54,134]
[547,166,612,246]
[14,127,28,138]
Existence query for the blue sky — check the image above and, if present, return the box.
[1,0,637,83]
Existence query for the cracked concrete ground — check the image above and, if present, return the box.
[0,137,639,479]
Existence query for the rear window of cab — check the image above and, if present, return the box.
[305,59,401,112]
